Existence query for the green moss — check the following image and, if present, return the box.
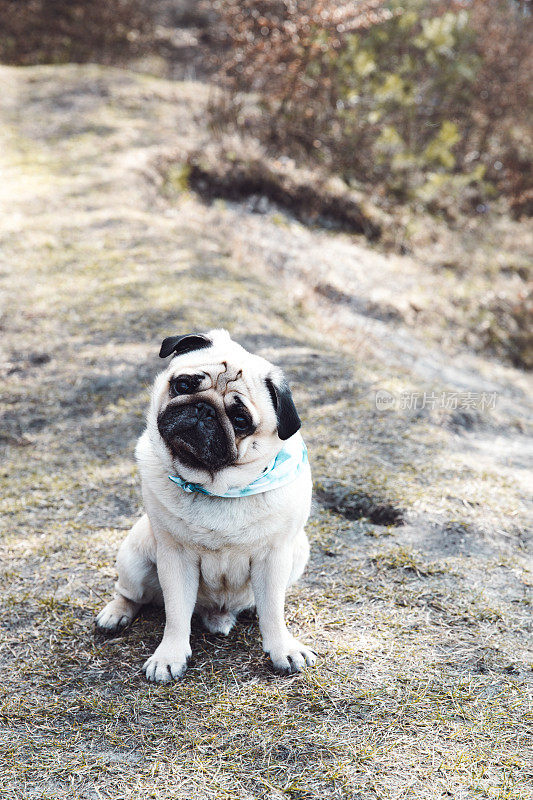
[371,546,449,577]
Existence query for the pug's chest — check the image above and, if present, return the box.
[151,486,280,550]
[196,549,253,611]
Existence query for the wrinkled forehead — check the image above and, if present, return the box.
[166,344,272,396]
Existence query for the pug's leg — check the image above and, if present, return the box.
[287,528,310,587]
[143,540,199,683]
[96,513,158,634]
[251,540,316,675]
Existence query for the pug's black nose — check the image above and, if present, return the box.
[195,402,216,421]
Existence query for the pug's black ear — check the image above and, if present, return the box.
[159,333,212,359]
[265,376,301,441]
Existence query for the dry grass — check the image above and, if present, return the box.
[161,137,533,369]
[0,65,531,800]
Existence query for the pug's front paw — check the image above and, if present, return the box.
[143,641,192,683]
[95,596,140,635]
[267,636,317,675]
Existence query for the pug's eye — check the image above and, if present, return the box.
[230,410,254,435]
[170,375,195,396]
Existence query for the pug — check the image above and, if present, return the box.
[95,329,316,682]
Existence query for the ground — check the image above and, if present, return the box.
[0,65,531,800]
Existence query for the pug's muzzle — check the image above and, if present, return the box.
[157,401,234,471]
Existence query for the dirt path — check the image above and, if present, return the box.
[0,65,531,800]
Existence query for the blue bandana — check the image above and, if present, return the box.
[169,432,308,498]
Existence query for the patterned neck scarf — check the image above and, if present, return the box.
[168,432,308,498]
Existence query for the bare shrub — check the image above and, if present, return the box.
[211,0,532,213]
[468,0,533,216]
[0,0,153,65]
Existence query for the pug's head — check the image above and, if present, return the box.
[147,329,301,491]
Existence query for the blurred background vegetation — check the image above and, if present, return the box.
[213,0,532,218]
[1,0,530,214]
[0,0,153,65]
[1,0,531,365]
